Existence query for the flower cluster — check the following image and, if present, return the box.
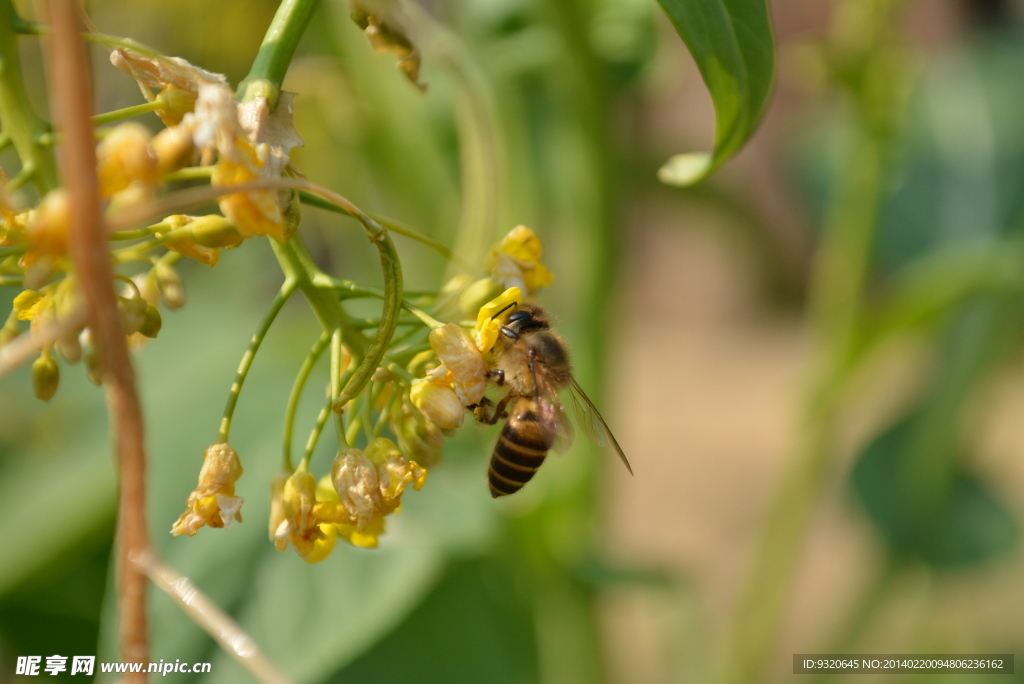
[170,224,554,559]
[1,48,301,402]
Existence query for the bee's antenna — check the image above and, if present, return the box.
[494,301,519,318]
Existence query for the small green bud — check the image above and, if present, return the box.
[155,87,195,124]
[32,353,60,402]
[187,215,243,248]
[155,262,185,310]
[139,303,162,338]
[119,296,147,335]
[459,277,505,319]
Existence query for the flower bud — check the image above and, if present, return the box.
[155,262,185,310]
[138,303,162,338]
[118,296,147,335]
[32,353,59,402]
[152,124,195,174]
[187,214,243,248]
[410,378,464,429]
[155,87,197,125]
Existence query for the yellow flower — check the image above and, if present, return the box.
[22,189,70,266]
[474,287,522,354]
[96,123,159,200]
[171,443,244,536]
[489,225,553,293]
[212,137,289,242]
[322,440,427,548]
[428,323,487,406]
[269,469,324,560]
[312,475,378,551]
[410,376,464,429]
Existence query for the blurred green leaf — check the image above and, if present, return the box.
[332,557,539,684]
[654,0,775,186]
[850,414,1018,568]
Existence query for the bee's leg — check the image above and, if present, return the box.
[488,368,505,386]
[474,393,514,425]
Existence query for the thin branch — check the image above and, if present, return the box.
[0,309,87,376]
[135,551,293,684]
[47,0,150,678]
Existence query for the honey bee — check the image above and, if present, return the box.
[474,302,632,497]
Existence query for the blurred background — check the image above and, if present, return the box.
[2,0,1024,682]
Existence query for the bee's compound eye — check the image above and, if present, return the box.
[507,311,532,325]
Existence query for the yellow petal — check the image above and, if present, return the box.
[473,287,522,353]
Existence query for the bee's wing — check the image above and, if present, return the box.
[568,378,633,474]
[534,372,575,454]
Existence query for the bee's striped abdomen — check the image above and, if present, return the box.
[488,406,553,498]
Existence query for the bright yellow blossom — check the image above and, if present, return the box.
[171,443,244,536]
[474,286,522,354]
[489,225,553,293]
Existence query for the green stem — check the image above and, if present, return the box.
[92,100,163,126]
[303,390,337,468]
[163,166,214,183]
[0,0,58,193]
[320,275,442,328]
[237,0,321,106]
[330,327,346,445]
[299,190,455,262]
[282,331,330,470]
[268,237,366,356]
[217,279,298,443]
[330,219,403,412]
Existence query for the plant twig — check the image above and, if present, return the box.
[47,0,150,677]
[135,551,293,684]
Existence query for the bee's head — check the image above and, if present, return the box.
[501,303,550,337]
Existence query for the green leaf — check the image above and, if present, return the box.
[655,0,776,186]
[850,414,1018,568]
